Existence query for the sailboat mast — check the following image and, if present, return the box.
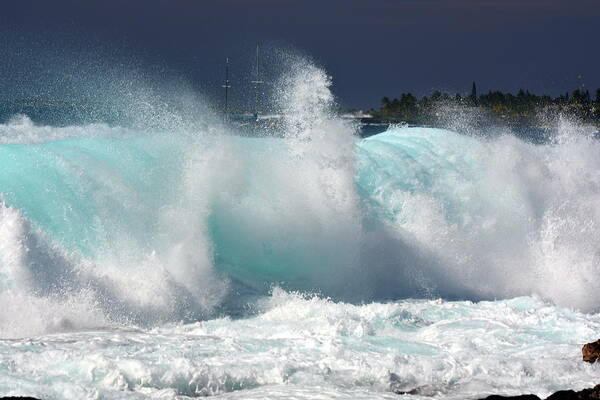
[222,57,231,121]
[251,45,263,120]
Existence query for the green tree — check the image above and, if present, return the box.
[572,89,583,104]
[470,82,477,105]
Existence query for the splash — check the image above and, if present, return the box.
[2,289,599,399]
[1,60,600,340]
[356,126,600,309]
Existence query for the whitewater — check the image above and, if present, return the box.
[1,60,600,399]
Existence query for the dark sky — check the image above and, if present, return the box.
[1,0,599,108]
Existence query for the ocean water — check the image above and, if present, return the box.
[1,61,600,399]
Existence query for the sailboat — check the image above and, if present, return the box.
[251,45,263,122]
[221,46,283,135]
[222,57,231,122]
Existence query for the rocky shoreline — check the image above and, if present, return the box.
[2,341,600,400]
[476,340,600,400]
[0,397,41,400]
[479,384,600,400]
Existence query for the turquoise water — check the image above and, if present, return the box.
[2,119,600,399]
[1,60,600,399]
[0,136,181,257]
[2,122,600,315]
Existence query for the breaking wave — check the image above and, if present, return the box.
[1,60,600,339]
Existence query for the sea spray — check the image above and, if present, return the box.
[1,60,600,343]
[0,201,110,337]
[2,56,600,400]
[356,126,600,309]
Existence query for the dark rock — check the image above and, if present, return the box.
[477,385,600,400]
[0,397,42,400]
[547,385,600,400]
[392,386,440,397]
[388,372,439,397]
[578,385,600,400]
[546,390,580,400]
[583,340,600,363]
[478,395,541,400]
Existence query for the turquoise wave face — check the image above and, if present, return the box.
[0,136,182,258]
[356,127,482,222]
[2,125,600,317]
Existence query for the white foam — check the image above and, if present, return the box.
[0,202,110,338]
[0,290,599,399]
[0,115,127,144]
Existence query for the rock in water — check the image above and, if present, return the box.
[478,385,600,400]
[546,385,600,400]
[479,395,541,400]
[582,340,600,363]
[0,397,42,400]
